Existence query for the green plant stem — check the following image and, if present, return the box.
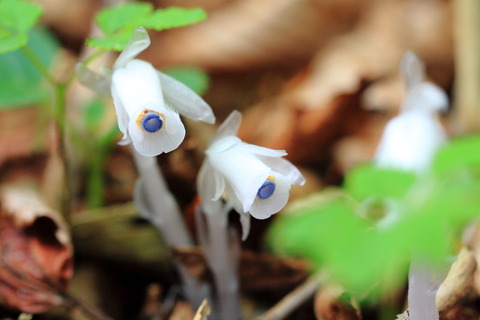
[21,45,57,86]
[87,146,107,208]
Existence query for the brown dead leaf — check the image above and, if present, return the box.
[0,187,73,313]
[147,0,363,71]
[0,108,46,167]
[235,0,452,169]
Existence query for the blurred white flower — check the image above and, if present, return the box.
[197,111,305,238]
[374,51,448,172]
[77,27,215,156]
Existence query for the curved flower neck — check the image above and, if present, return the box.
[207,136,242,155]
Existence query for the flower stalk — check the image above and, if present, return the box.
[196,203,240,320]
[374,52,449,320]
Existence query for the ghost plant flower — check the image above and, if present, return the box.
[77,27,215,156]
[374,51,448,172]
[197,110,305,237]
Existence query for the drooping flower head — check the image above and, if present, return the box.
[77,27,215,156]
[374,51,448,172]
[197,110,305,238]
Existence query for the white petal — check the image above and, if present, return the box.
[374,109,446,172]
[110,78,131,143]
[258,156,306,186]
[235,142,287,158]
[158,71,215,124]
[111,60,164,117]
[114,27,150,69]
[129,106,186,156]
[249,172,291,220]
[211,110,242,142]
[75,63,111,96]
[403,83,448,113]
[207,136,241,154]
[401,51,424,90]
[208,144,270,213]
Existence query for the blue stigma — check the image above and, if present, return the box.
[142,113,163,132]
[257,180,275,199]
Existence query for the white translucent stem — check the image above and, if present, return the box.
[202,210,241,320]
[131,148,211,310]
[131,148,192,246]
[408,258,446,320]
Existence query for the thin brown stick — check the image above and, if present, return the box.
[63,293,113,320]
[453,0,480,133]
[255,273,325,320]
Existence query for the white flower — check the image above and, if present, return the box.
[76,27,215,157]
[374,52,448,172]
[197,110,305,238]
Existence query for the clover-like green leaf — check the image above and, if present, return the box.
[344,164,416,201]
[0,0,43,53]
[142,7,207,30]
[268,144,480,300]
[87,3,207,51]
[433,135,480,177]
[95,2,153,35]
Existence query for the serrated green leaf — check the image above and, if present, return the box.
[344,164,416,200]
[96,2,153,35]
[0,0,43,32]
[0,27,59,108]
[142,7,207,30]
[88,4,207,51]
[162,67,209,95]
[433,135,480,176]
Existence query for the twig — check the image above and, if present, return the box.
[453,0,480,133]
[63,293,113,320]
[255,273,325,320]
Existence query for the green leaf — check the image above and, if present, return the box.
[0,0,43,53]
[0,0,43,32]
[433,135,480,176]
[0,27,59,108]
[0,33,26,53]
[95,2,153,35]
[88,4,207,51]
[344,164,416,200]
[162,67,210,95]
[142,7,207,30]
[268,159,480,299]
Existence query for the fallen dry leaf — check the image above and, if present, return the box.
[148,0,363,71]
[0,187,73,313]
[235,0,452,170]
